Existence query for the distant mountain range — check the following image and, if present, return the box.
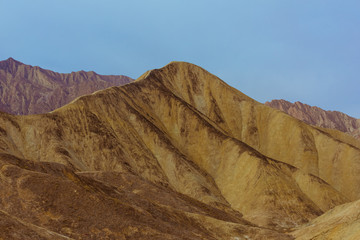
[266,99,360,140]
[0,58,133,115]
[1,61,360,239]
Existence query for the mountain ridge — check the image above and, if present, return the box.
[0,57,133,115]
[265,99,360,140]
[1,61,359,239]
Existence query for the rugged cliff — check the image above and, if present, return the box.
[0,58,133,115]
[1,62,359,239]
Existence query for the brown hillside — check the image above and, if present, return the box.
[1,62,359,239]
[291,199,360,239]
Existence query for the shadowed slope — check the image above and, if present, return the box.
[0,209,73,240]
[0,153,288,239]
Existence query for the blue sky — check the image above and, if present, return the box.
[1,0,359,117]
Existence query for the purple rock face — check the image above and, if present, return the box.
[266,99,360,139]
[0,58,133,115]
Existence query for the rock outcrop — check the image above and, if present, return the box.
[0,58,133,115]
[265,99,360,139]
[1,62,360,239]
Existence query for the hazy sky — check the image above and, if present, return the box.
[1,0,359,117]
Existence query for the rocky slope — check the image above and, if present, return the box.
[1,62,360,239]
[292,199,360,239]
[0,58,133,115]
[265,99,360,139]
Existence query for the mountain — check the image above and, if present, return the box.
[0,58,133,115]
[1,62,360,239]
[292,199,360,239]
[265,99,360,140]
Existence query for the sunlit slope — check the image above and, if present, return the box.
[1,62,357,231]
[292,199,360,240]
[151,62,360,201]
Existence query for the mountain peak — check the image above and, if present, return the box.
[0,57,24,72]
[164,61,209,72]
[1,62,360,238]
[164,61,199,68]
[139,61,224,86]
[135,61,209,83]
[4,57,23,65]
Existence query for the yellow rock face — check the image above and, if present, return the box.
[292,199,360,240]
[0,61,359,238]
[148,62,360,200]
